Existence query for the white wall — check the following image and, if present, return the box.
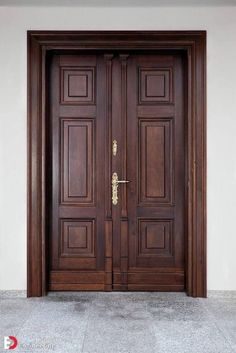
[0,5,236,291]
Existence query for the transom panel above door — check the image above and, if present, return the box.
[48,52,185,291]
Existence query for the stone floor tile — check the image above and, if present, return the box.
[147,298,210,321]
[82,312,156,353]
[0,298,35,336]
[0,292,235,353]
[16,300,90,353]
[151,319,235,353]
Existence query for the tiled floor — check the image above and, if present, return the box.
[0,291,236,353]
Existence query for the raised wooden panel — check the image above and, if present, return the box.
[61,67,95,104]
[68,226,87,248]
[139,119,173,205]
[139,68,173,104]
[50,283,104,291]
[138,219,173,257]
[50,271,104,284]
[127,271,185,291]
[58,257,96,270]
[60,119,94,205]
[60,219,95,257]
[146,225,165,249]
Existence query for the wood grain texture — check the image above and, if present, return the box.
[27,31,206,297]
[61,119,94,204]
[126,54,185,290]
[139,119,173,204]
[48,54,108,289]
[105,220,113,291]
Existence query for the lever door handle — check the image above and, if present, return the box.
[112,172,130,205]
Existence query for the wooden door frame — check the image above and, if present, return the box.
[27,30,206,297]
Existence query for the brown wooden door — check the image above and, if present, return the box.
[112,54,185,290]
[49,54,113,290]
[48,52,185,291]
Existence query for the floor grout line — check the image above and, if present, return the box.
[80,296,94,353]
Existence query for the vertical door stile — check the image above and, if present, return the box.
[111,56,122,290]
[120,54,129,290]
[104,54,114,291]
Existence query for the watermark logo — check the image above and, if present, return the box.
[4,337,18,350]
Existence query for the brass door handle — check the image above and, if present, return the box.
[112,172,130,205]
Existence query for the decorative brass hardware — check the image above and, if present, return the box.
[112,173,118,205]
[112,140,118,156]
[112,172,130,205]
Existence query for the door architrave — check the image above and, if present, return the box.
[27,30,206,297]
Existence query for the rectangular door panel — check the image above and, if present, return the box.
[49,55,110,290]
[61,119,94,205]
[138,219,173,258]
[60,219,95,257]
[124,54,185,291]
[139,119,173,205]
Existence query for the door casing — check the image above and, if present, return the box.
[27,30,206,297]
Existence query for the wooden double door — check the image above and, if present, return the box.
[48,51,186,291]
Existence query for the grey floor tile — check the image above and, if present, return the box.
[205,298,236,321]
[214,320,236,352]
[0,292,236,353]
[0,290,27,299]
[208,291,236,299]
[82,308,155,353]
[16,300,91,353]
[147,298,210,321]
[81,293,158,353]
[202,298,236,352]
[0,298,35,336]
[151,320,234,353]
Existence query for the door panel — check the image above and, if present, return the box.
[48,53,185,292]
[49,55,109,290]
[124,54,185,291]
[61,119,94,204]
[139,119,173,204]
